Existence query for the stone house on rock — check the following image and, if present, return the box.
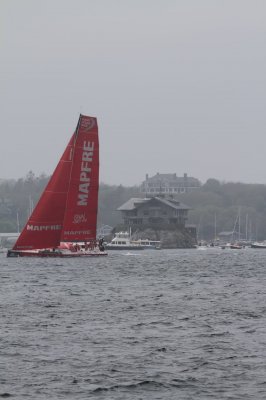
[116,196,197,247]
[117,196,190,228]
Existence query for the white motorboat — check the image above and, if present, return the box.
[105,232,144,250]
[251,241,266,249]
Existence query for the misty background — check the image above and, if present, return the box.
[1,0,266,186]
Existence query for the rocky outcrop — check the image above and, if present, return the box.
[130,227,196,249]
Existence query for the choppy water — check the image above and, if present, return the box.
[1,248,266,399]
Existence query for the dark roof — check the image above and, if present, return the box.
[117,198,149,211]
[117,196,190,211]
[153,197,190,210]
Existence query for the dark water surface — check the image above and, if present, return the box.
[1,249,266,399]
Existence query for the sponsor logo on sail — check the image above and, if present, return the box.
[63,230,91,236]
[73,214,87,224]
[77,141,94,206]
[80,117,95,131]
[27,224,61,231]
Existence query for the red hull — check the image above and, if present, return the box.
[7,249,107,258]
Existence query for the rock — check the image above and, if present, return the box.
[130,227,196,248]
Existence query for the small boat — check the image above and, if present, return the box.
[196,245,209,250]
[251,241,266,249]
[7,114,107,258]
[105,232,144,250]
[230,243,243,249]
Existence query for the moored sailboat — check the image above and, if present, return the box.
[7,114,107,258]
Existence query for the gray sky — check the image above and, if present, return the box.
[1,0,266,186]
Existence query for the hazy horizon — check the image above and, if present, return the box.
[1,1,266,186]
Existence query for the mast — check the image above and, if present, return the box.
[60,114,82,238]
[238,208,241,241]
[214,213,217,241]
[16,211,20,233]
[245,214,248,241]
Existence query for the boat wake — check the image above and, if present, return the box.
[124,252,142,256]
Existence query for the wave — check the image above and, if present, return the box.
[91,378,198,393]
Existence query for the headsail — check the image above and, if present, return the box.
[61,115,99,242]
[13,134,75,250]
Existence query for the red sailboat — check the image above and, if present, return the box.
[7,114,107,258]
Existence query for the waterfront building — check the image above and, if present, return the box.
[117,196,190,227]
[140,173,201,196]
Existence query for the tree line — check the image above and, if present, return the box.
[1,173,266,241]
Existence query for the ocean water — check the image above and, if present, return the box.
[1,248,266,399]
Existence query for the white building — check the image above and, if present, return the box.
[140,173,201,195]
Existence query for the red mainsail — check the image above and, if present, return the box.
[61,115,99,242]
[13,114,99,250]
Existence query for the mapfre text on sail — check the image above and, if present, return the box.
[78,141,94,206]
